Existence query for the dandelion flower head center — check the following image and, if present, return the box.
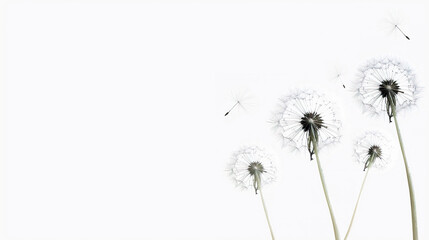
[378,80,402,98]
[300,112,325,132]
[247,161,265,176]
[368,145,382,159]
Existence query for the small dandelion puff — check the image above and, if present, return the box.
[344,131,392,240]
[353,132,391,171]
[272,90,341,160]
[228,146,277,240]
[229,146,276,194]
[355,58,418,123]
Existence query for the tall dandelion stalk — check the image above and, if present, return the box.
[344,132,391,240]
[228,146,277,240]
[356,58,419,239]
[273,90,341,240]
[255,172,275,240]
[391,102,418,239]
[344,162,371,240]
[311,127,340,240]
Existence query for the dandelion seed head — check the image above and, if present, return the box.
[368,145,382,159]
[247,161,265,176]
[272,90,341,159]
[300,112,325,132]
[354,131,391,170]
[228,146,276,194]
[355,58,418,122]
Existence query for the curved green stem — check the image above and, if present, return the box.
[256,174,275,240]
[344,155,374,240]
[393,110,418,240]
[311,127,340,240]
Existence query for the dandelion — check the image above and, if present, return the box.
[273,90,341,160]
[229,146,277,240]
[356,58,419,239]
[344,132,391,240]
[356,58,418,122]
[273,90,341,240]
[354,132,391,171]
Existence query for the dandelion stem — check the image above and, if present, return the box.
[392,109,418,240]
[311,127,340,240]
[224,101,239,116]
[256,174,275,240]
[344,154,374,240]
[395,25,411,40]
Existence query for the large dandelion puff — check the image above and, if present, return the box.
[228,146,277,240]
[344,132,392,240]
[273,90,341,240]
[356,58,418,123]
[273,90,341,160]
[355,58,419,240]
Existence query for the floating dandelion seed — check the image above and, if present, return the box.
[332,68,347,89]
[337,73,346,89]
[223,90,255,117]
[383,13,411,40]
[394,24,411,40]
[356,58,418,123]
[273,90,341,160]
[228,146,276,240]
[273,90,341,240]
[344,132,391,240]
[355,58,419,240]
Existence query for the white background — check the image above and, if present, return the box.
[1,1,429,240]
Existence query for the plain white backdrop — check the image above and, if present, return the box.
[1,1,429,240]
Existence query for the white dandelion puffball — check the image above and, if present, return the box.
[229,146,276,192]
[273,90,341,153]
[356,58,418,121]
[354,132,391,170]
